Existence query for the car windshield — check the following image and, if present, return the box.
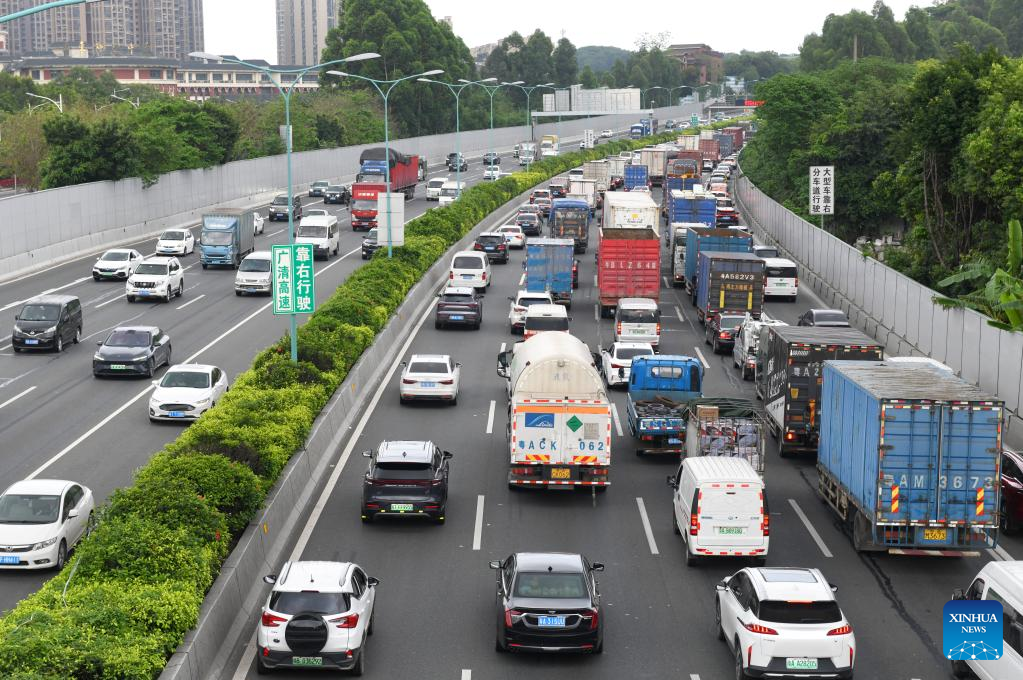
[327,185,343,192]
[499,227,520,235]
[240,258,271,273]
[101,251,130,261]
[429,180,446,188]
[766,266,797,278]
[135,263,169,275]
[105,330,151,347]
[160,371,210,389]
[160,231,185,241]
[441,294,475,304]
[517,297,551,307]
[298,225,328,238]
[757,600,843,625]
[313,182,327,187]
[0,494,60,524]
[373,461,434,480]
[720,315,745,329]
[453,256,482,269]
[518,215,538,224]
[513,572,587,599]
[352,199,376,211]
[271,196,289,206]
[756,247,779,258]
[527,317,569,331]
[616,347,654,360]
[478,235,504,245]
[269,591,350,616]
[201,231,233,246]
[18,304,59,322]
[441,187,459,197]
[409,361,449,374]
[619,309,659,323]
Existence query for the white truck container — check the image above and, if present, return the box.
[676,135,700,150]
[637,147,668,185]
[568,177,598,214]
[602,191,659,234]
[519,142,537,166]
[700,129,715,140]
[583,160,611,193]
[496,333,611,490]
[541,134,560,158]
[606,156,626,182]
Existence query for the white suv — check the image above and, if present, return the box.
[507,290,554,334]
[257,561,378,675]
[716,567,855,679]
[126,257,184,303]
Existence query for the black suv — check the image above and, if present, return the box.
[361,228,381,260]
[705,313,745,354]
[324,183,350,205]
[12,295,83,353]
[516,212,542,236]
[447,153,468,172]
[436,287,483,329]
[269,194,302,221]
[491,552,604,653]
[474,233,509,264]
[361,440,452,524]
[482,152,501,166]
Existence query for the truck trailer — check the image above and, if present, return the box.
[597,227,659,318]
[695,251,765,324]
[684,227,752,300]
[356,147,419,199]
[549,198,591,253]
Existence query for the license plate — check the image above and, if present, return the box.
[718,527,745,535]
[485,246,494,250]
[668,438,682,445]
[421,381,436,388]
[450,315,464,321]
[0,556,19,564]
[390,503,414,512]
[538,615,565,627]
[139,291,150,296]
[461,274,473,279]
[246,288,260,292]
[292,656,323,667]
[550,468,571,480]
[110,364,127,370]
[24,339,38,345]
[786,658,818,670]
[924,528,947,541]
[168,411,186,418]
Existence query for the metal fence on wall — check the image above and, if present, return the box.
[734,169,1023,418]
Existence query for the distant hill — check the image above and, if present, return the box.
[576,45,633,73]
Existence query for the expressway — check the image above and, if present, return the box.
[222,181,1021,680]
[0,149,525,611]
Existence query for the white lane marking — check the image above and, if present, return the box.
[675,305,685,323]
[473,495,485,551]
[690,675,701,680]
[0,299,25,312]
[499,342,506,353]
[462,671,471,680]
[265,228,286,238]
[94,295,124,309]
[82,312,145,343]
[40,276,92,295]
[988,544,1015,562]
[176,293,206,310]
[0,386,37,410]
[788,498,833,558]
[662,275,670,287]
[610,402,624,437]
[486,400,495,434]
[593,303,598,322]
[636,497,659,555]
[693,347,710,369]
[592,274,598,288]
[518,272,525,286]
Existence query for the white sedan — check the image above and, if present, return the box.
[600,129,613,138]
[92,248,143,281]
[497,224,525,249]
[0,479,94,570]
[155,228,195,256]
[600,342,654,387]
[399,354,460,405]
[149,363,229,421]
[483,166,501,181]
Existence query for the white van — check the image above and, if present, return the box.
[951,561,1023,680]
[426,177,447,201]
[448,251,490,292]
[761,257,798,299]
[234,251,273,296]
[296,214,339,259]
[438,181,465,207]
[667,457,768,567]
[614,298,661,348]
[523,304,569,340]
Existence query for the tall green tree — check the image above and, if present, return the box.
[552,38,578,86]
[990,0,1023,55]
[40,116,140,188]
[580,65,599,89]
[0,72,37,114]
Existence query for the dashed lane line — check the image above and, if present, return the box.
[788,498,833,558]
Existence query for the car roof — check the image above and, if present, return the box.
[100,248,136,255]
[141,256,175,264]
[526,304,567,317]
[377,440,435,463]
[110,325,159,335]
[428,177,448,184]
[611,341,654,351]
[499,224,522,230]
[409,354,451,363]
[160,228,189,233]
[618,297,657,309]
[244,250,272,259]
[23,294,77,306]
[516,290,553,299]
[442,287,475,295]
[299,215,335,225]
[980,560,1023,590]
[684,456,761,483]
[164,363,217,373]
[515,552,586,573]
[452,251,486,261]
[275,561,352,593]
[762,257,796,267]
[3,479,75,495]
[747,567,835,602]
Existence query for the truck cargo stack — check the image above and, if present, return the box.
[627,356,704,456]
[350,183,386,231]
[568,177,598,215]
[817,361,1002,555]
[713,132,735,158]
[583,160,611,195]
[526,238,575,307]
[664,153,704,199]
[549,198,591,253]
[605,156,627,189]
[684,227,752,300]
[665,189,717,230]
[602,191,659,232]
[719,127,745,153]
[695,251,765,324]
[698,139,720,171]
[669,223,707,286]
[541,134,560,158]
[675,135,700,151]
[519,142,537,166]
[597,227,659,318]
[624,164,649,191]
[684,398,767,475]
[637,147,668,186]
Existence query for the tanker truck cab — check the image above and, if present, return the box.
[614,298,661,348]
[296,214,339,259]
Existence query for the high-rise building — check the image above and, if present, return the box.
[0,0,203,60]
[276,0,340,66]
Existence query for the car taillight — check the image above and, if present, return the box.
[511,466,533,475]
[329,614,359,629]
[498,244,506,250]
[828,624,853,636]
[514,305,525,312]
[482,272,487,281]
[402,378,416,384]
[616,322,622,335]
[439,379,454,385]
[261,611,286,628]
[504,609,522,627]
[744,622,778,635]
[449,271,454,279]
[655,323,661,335]
[610,362,624,369]
[474,243,483,250]
[587,608,600,630]
[691,491,701,535]
[785,431,795,441]
[760,492,769,536]
[720,332,730,339]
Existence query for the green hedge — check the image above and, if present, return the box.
[0,130,680,678]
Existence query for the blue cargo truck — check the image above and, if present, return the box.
[548,198,591,253]
[667,190,717,228]
[817,360,1003,555]
[630,123,645,139]
[626,356,704,455]
[684,227,752,301]
[199,209,255,269]
[624,164,649,191]
[525,238,574,308]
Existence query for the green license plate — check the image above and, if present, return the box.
[292,656,323,667]
[786,658,818,670]
[390,503,414,512]
[110,364,127,370]
[718,527,745,535]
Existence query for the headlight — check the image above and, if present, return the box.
[94,353,103,361]
[194,398,211,406]
[31,537,58,551]
[43,325,57,335]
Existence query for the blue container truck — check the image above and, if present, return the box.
[630,123,645,140]
[640,118,658,136]
[684,227,752,300]
[626,355,704,455]
[525,238,574,308]
[695,251,765,324]
[624,164,649,191]
[817,360,1003,555]
[199,209,255,269]
[667,190,717,227]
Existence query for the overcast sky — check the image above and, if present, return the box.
[204,0,925,64]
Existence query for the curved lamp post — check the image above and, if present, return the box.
[26,92,63,113]
[1,0,104,24]
[500,82,554,168]
[417,77,496,199]
[463,79,520,174]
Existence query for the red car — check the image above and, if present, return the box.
[1002,448,1023,534]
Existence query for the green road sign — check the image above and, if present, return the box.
[272,244,315,315]
[690,114,699,126]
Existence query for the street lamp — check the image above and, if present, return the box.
[189,50,380,363]
[111,87,139,109]
[501,82,553,167]
[461,78,516,173]
[324,67,443,258]
[417,77,496,199]
[1,0,104,24]
[26,92,63,114]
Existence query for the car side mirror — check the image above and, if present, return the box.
[666,475,677,489]
[96,341,103,346]
[591,562,605,572]
[367,576,380,587]
[400,361,407,367]
[715,580,728,592]
[443,451,453,459]
[508,296,514,302]
[66,508,79,520]
[489,561,501,570]
[13,314,19,321]
[830,584,839,593]
[152,380,160,387]
[362,450,372,458]
[952,588,966,601]
[263,574,277,584]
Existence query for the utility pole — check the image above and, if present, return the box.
[853,34,858,63]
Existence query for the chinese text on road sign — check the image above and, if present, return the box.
[809,166,835,215]
[272,244,315,315]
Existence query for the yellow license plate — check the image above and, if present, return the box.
[550,468,571,479]
[923,528,947,541]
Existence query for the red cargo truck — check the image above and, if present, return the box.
[350,182,385,231]
[356,148,420,199]
[597,227,660,318]
[720,127,745,153]
[698,139,720,165]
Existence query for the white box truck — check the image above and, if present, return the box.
[602,191,659,235]
[583,160,611,194]
[568,177,598,214]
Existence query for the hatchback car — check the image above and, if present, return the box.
[483,166,502,181]
[235,251,273,296]
[361,441,452,524]
[155,228,195,256]
[148,364,229,421]
[269,194,302,221]
[474,232,509,263]
[706,313,746,354]
[398,354,460,405]
[548,182,567,199]
[257,561,378,675]
[448,251,491,292]
[324,184,350,205]
[716,567,855,679]
[308,180,329,197]
[533,197,552,219]
[12,295,83,353]
[92,248,144,280]
[797,309,851,328]
[491,552,604,653]
[716,206,740,227]
[497,224,525,249]
[0,479,94,571]
[599,341,655,387]
[435,287,483,330]
[93,326,171,378]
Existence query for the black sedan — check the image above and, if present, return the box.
[361,440,452,524]
[93,326,172,378]
[324,183,350,205]
[474,233,509,264]
[705,313,745,354]
[491,552,604,653]
[361,228,382,260]
[435,287,483,330]
[516,213,542,237]
[482,152,501,166]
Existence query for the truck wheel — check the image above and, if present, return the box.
[201,263,208,270]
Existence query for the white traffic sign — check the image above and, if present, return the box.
[809,166,834,215]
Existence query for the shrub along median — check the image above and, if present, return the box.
[0,130,678,678]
